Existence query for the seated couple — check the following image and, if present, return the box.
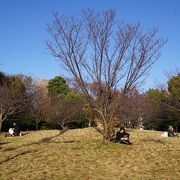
[8,122,21,137]
[113,127,132,145]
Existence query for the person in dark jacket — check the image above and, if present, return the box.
[12,122,21,136]
[167,125,178,137]
[115,127,132,145]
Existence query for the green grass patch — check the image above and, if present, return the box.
[74,139,126,151]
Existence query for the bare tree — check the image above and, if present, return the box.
[49,97,84,129]
[0,85,24,132]
[118,88,146,128]
[46,9,166,142]
[26,78,49,130]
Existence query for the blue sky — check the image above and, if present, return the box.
[0,0,180,90]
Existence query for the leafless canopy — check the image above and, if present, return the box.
[26,78,49,130]
[49,97,84,130]
[46,9,166,141]
[0,84,24,132]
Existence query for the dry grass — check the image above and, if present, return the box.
[0,128,180,180]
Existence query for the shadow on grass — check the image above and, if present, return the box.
[0,142,10,150]
[0,150,38,165]
[37,140,81,144]
[37,130,67,144]
[21,132,30,136]
[60,140,80,144]
[2,130,68,152]
[33,131,82,144]
[0,142,9,146]
[142,138,165,144]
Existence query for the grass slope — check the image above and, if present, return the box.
[0,128,180,180]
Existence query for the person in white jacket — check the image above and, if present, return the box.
[8,128,14,136]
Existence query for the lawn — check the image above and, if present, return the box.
[0,128,180,180]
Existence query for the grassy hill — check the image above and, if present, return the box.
[0,128,180,179]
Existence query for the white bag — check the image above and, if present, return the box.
[162,131,168,137]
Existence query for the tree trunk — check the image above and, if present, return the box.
[61,123,66,130]
[88,117,94,127]
[0,120,2,132]
[102,124,111,143]
[102,118,115,143]
[0,114,3,132]
[103,135,111,143]
[36,122,39,130]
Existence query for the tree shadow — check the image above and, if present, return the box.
[0,142,10,149]
[0,142,9,145]
[2,130,70,152]
[19,130,68,147]
[21,132,30,136]
[142,139,165,144]
[37,130,67,143]
[27,130,83,145]
[41,140,80,144]
[0,150,38,165]
[0,130,78,164]
[59,140,80,144]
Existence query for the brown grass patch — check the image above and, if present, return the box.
[0,128,180,179]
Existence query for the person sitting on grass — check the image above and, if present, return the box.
[8,128,14,136]
[5,123,21,137]
[114,127,132,145]
[12,122,21,136]
[167,125,179,137]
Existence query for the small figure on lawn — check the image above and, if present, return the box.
[167,125,178,137]
[8,128,14,136]
[114,127,132,145]
[5,122,21,137]
[12,122,21,136]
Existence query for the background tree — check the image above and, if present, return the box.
[49,97,84,129]
[167,74,180,113]
[47,76,86,129]
[0,74,25,132]
[166,73,180,130]
[0,71,8,85]
[118,88,146,128]
[27,78,49,130]
[47,9,166,142]
[143,70,180,132]
[47,76,71,97]
[143,88,169,130]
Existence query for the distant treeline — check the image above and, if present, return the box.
[0,71,180,132]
